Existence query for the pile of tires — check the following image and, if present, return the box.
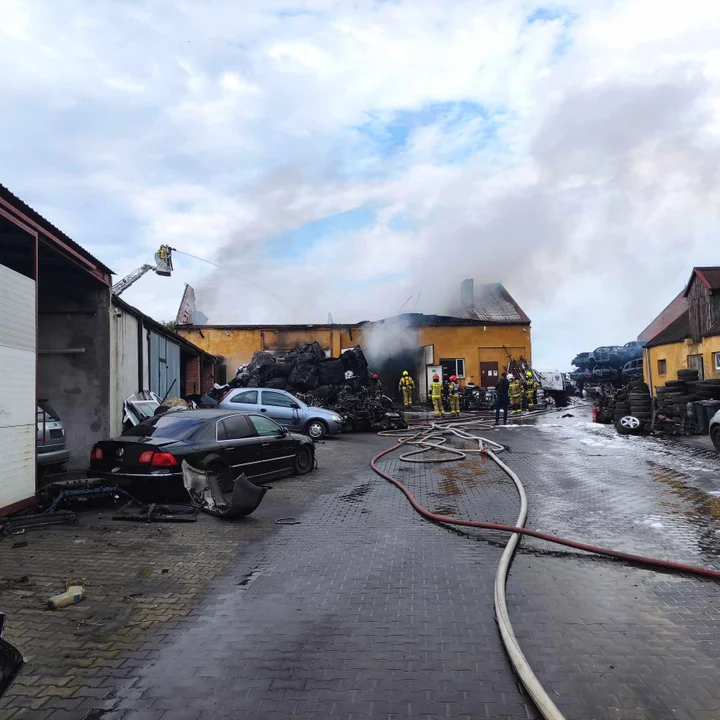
[615,380,651,435]
[655,370,700,423]
[693,378,720,400]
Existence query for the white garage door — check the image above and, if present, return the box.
[0,263,36,512]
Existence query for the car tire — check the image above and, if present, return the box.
[712,427,720,452]
[306,419,327,440]
[616,415,644,435]
[293,445,314,475]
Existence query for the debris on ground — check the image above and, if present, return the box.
[181,461,268,518]
[0,613,24,697]
[48,584,84,609]
[1,510,77,537]
[39,477,138,513]
[113,501,199,523]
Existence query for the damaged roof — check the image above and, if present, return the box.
[456,283,530,324]
[644,310,692,348]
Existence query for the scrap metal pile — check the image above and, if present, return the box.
[227,342,407,432]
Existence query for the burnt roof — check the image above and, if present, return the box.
[644,309,691,348]
[684,266,720,296]
[364,312,526,328]
[456,283,531,324]
[0,182,114,282]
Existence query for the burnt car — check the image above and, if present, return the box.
[621,357,644,381]
[88,409,315,502]
[592,346,623,368]
[591,363,619,382]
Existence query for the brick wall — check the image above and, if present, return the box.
[184,355,201,396]
[201,356,215,393]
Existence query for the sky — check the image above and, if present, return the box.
[3,0,720,369]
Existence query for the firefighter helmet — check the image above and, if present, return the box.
[526,371,533,378]
[372,373,378,379]
[402,370,409,376]
[450,375,457,382]
[507,374,514,381]
[433,374,439,381]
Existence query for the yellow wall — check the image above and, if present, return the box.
[644,336,720,393]
[178,322,532,389]
[417,325,531,385]
[178,326,343,373]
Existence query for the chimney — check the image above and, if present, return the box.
[460,278,474,309]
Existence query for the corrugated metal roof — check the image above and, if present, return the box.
[457,283,531,324]
[0,183,114,278]
[644,310,691,348]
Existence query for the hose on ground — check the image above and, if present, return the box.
[371,416,720,720]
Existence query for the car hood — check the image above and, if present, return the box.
[307,406,341,420]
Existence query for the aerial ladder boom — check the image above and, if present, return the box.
[112,245,174,296]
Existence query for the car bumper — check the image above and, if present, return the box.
[37,448,70,466]
[327,420,344,435]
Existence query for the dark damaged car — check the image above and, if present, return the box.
[88,410,316,504]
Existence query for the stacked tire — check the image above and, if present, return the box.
[655,370,701,425]
[694,378,720,400]
[615,381,651,435]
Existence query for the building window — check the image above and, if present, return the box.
[715,353,720,371]
[658,359,667,375]
[440,358,465,378]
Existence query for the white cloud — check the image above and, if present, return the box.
[2,1,720,366]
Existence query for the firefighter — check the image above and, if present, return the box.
[371,373,383,395]
[524,370,536,411]
[431,373,444,417]
[448,375,460,417]
[398,370,415,407]
[509,373,524,415]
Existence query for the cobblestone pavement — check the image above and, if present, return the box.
[2,410,720,719]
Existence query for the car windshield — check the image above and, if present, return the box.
[123,415,207,439]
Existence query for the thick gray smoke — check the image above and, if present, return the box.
[194,66,720,370]
[360,316,419,368]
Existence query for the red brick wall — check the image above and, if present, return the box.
[201,357,215,393]
[184,356,201,396]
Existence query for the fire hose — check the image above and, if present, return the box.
[371,417,720,720]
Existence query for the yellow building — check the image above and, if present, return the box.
[177,282,531,402]
[644,267,720,393]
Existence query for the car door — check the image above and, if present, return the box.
[247,414,297,478]
[226,389,260,412]
[259,390,302,429]
[215,414,264,479]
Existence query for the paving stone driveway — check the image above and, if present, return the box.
[1,410,719,719]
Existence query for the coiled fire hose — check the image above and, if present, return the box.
[372,417,720,720]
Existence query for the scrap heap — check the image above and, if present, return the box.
[229,343,407,432]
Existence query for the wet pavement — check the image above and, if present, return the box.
[3,407,720,719]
